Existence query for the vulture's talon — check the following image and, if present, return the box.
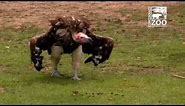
[72,76,81,80]
[51,71,63,78]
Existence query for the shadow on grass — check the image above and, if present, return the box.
[23,71,104,87]
[167,52,185,67]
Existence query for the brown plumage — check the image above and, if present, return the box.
[30,15,91,71]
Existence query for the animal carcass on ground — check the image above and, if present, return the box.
[29,15,114,80]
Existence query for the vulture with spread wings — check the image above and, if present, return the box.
[29,15,114,80]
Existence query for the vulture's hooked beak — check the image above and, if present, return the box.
[86,37,93,45]
[73,32,93,45]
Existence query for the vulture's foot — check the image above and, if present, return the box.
[72,76,81,80]
[51,70,63,78]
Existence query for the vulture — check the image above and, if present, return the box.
[29,15,114,80]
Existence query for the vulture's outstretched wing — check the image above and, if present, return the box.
[82,30,114,66]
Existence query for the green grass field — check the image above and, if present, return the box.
[0,2,185,105]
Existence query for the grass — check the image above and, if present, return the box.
[0,3,185,105]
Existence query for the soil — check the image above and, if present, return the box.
[0,1,179,29]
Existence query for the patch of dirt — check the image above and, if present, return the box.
[0,1,180,29]
[0,65,8,73]
[0,86,5,93]
[100,63,165,75]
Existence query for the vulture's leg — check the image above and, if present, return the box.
[71,45,82,80]
[50,45,63,77]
